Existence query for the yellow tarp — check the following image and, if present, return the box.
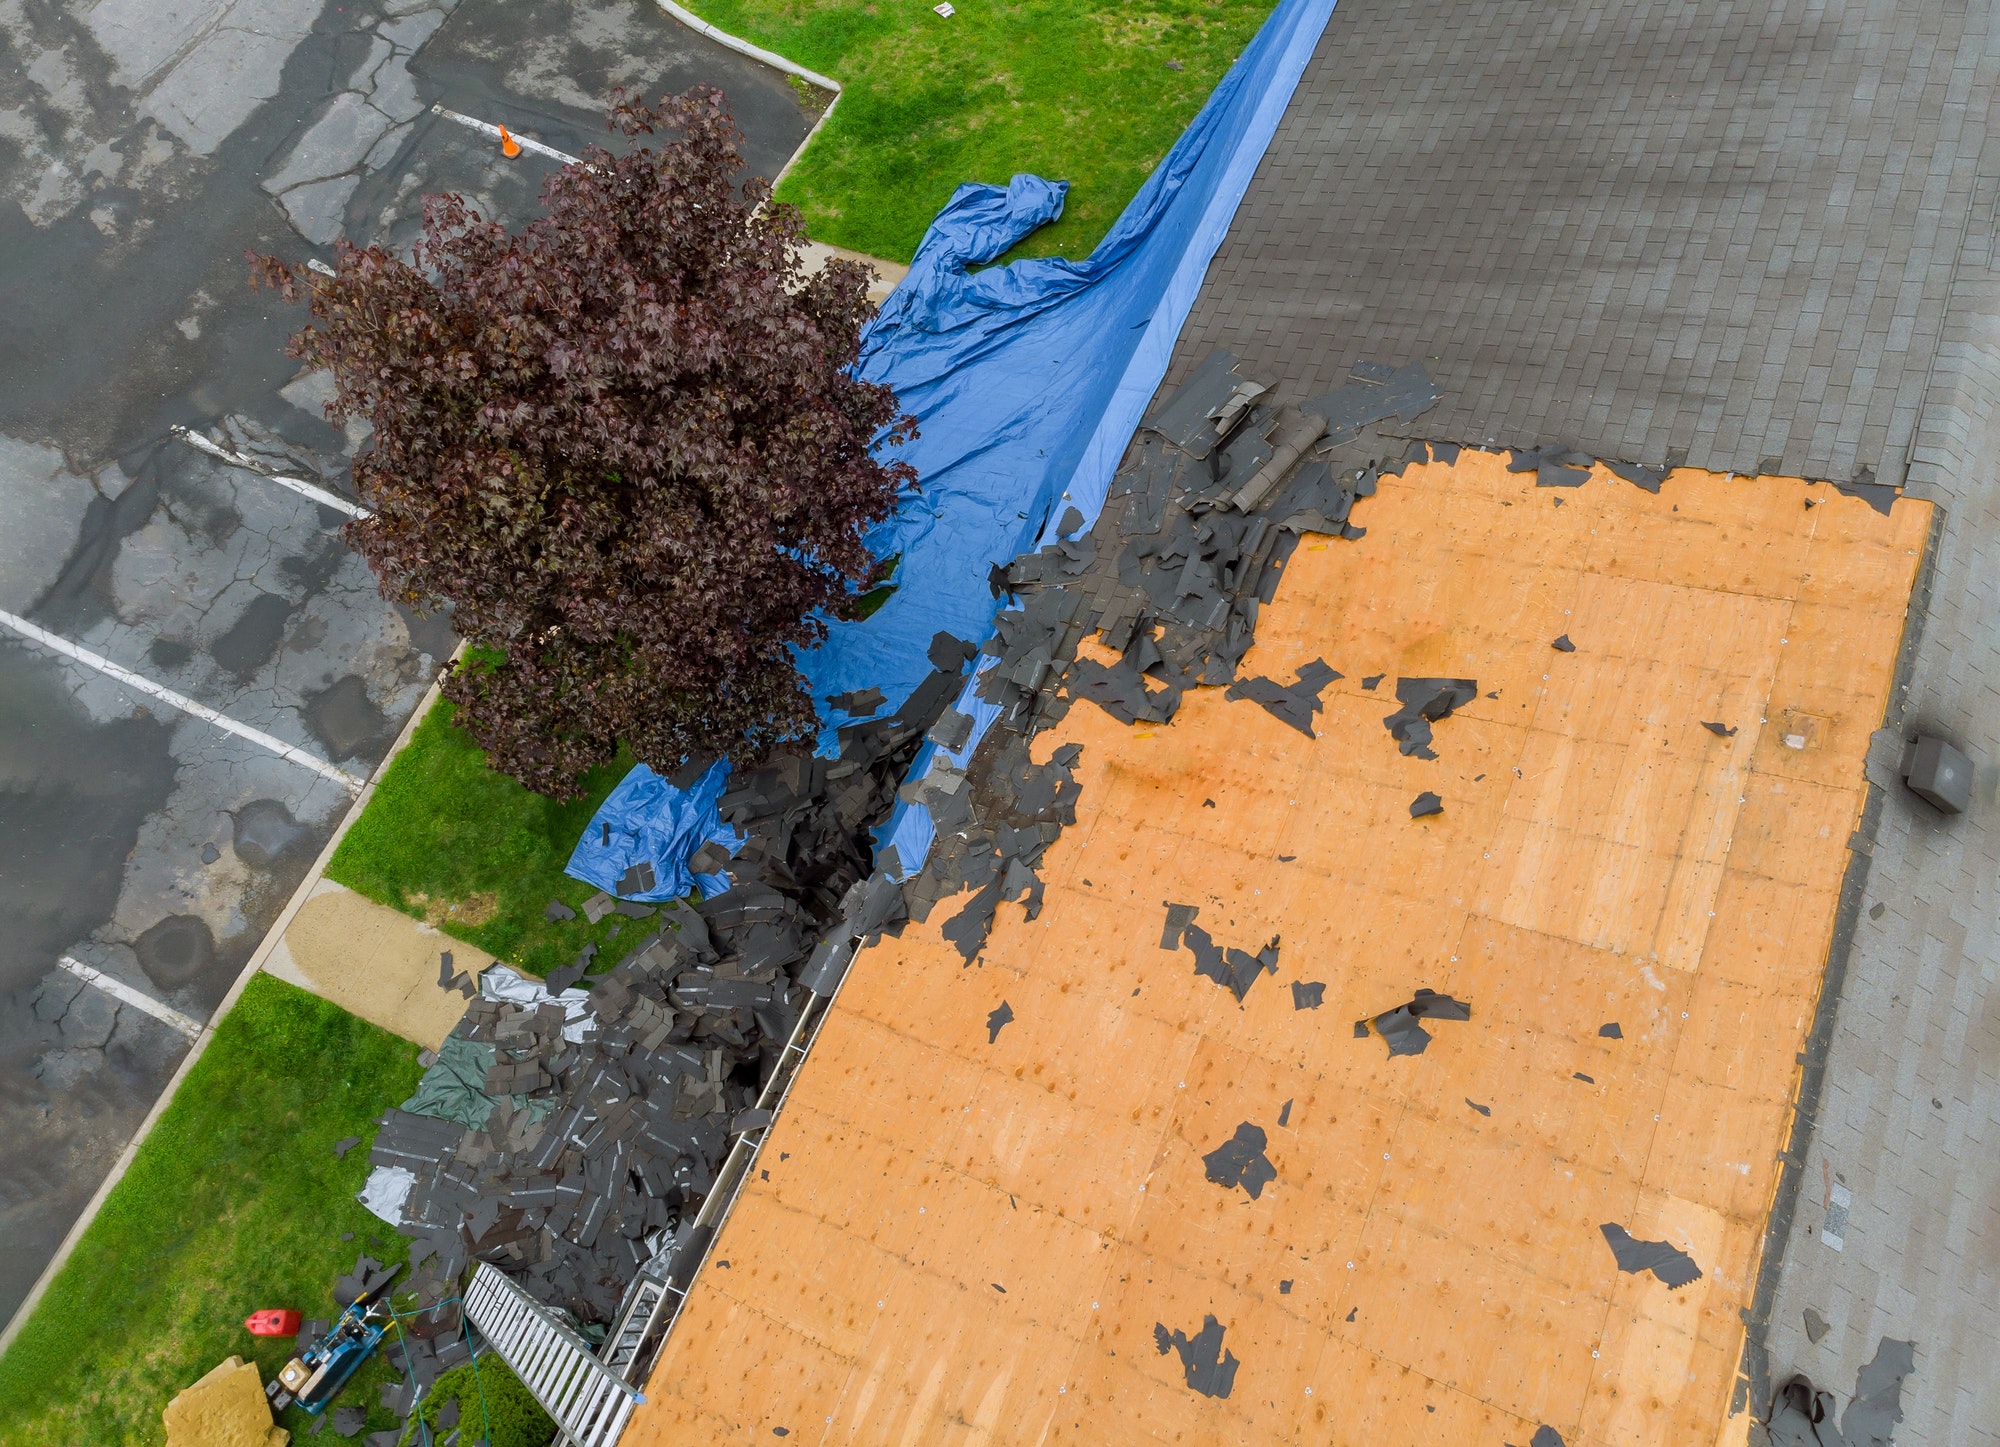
[163,1356,288,1447]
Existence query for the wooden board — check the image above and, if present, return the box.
[625,453,1928,1446]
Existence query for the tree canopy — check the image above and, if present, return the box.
[254,88,915,797]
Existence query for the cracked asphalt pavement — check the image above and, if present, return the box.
[0,0,812,1324]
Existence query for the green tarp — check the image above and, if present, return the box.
[400,1035,558,1131]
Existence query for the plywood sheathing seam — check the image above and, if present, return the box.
[627,452,1928,1446]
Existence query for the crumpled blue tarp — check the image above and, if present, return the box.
[564,760,741,901]
[796,0,1339,768]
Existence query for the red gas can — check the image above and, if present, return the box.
[244,1308,303,1337]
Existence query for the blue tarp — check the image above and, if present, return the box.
[564,0,1336,889]
[798,0,1339,766]
[564,760,741,902]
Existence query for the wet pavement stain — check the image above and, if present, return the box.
[231,797,310,870]
[211,592,296,676]
[304,674,391,763]
[132,914,219,994]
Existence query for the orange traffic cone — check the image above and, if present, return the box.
[497,124,522,158]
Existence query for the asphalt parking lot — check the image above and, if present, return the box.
[0,0,812,1324]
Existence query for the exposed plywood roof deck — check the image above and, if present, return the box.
[627,452,1927,1446]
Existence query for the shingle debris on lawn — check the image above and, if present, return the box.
[345,633,989,1435]
[345,348,1447,1435]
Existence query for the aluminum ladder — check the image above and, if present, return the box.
[462,1262,642,1447]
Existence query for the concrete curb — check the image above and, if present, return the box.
[650,0,841,93]
[0,663,451,1362]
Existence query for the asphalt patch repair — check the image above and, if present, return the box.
[625,417,1930,1442]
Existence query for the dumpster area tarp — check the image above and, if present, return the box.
[400,1020,568,1131]
[564,759,742,902]
[796,0,1339,768]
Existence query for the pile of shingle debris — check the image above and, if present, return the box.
[344,349,1435,1434]
[900,348,1441,964]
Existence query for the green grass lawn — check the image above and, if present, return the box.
[694,0,1279,263]
[397,1358,553,1447]
[0,977,424,1445]
[327,697,647,979]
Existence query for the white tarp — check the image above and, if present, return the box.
[358,1163,415,1226]
[479,963,595,1042]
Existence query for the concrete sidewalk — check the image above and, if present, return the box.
[262,879,491,1052]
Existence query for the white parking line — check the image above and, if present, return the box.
[57,957,204,1042]
[0,609,368,792]
[171,427,372,520]
[430,103,584,166]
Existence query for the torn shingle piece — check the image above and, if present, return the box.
[1598,1223,1703,1288]
[1409,791,1443,818]
[940,877,1004,963]
[617,861,657,897]
[1181,924,1228,988]
[1606,459,1666,493]
[1154,1314,1240,1399]
[1277,1098,1292,1127]
[930,707,975,752]
[333,1135,362,1159]
[1161,903,1200,949]
[544,961,586,994]
[986,1001,1015,1043]
[1371,1005,1431,1056]
[581,892,616,924]
[1537,459,1590,487]
[927,631,978,670]
[1291,981,1325,1010]
[544,899,576,923]
[1551,634,1576,652]
[1226,657,1342,735]
[1304,362,1439,445]
[829,685,887,716]
[1832,476,1899,515]
[1599,1022,1623,1039]
[1466,1098,1491,1117]
[1358,989,1470,1055]
[1143,347,1243,457]
[1382,677,1476,758]
[1702,721,1738,737]
[688,841,731,875]
[1202,1122,1277,1199]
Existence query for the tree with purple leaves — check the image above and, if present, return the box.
[253,87,915,798]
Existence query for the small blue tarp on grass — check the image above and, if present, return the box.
[564,760,741,902]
